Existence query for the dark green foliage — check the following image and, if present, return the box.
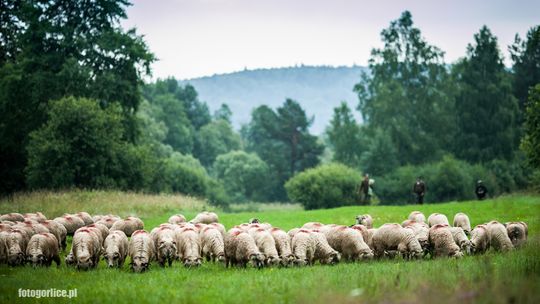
[25,96,126,189]
[326,102,363,168]
[214,103,233,124]
[521,84,540,169]
[0,0,154,194]
[151,94,194,154]
[359,128,399,176]
[285,163,361,210]
[213,151,270,202]
[354,11,456,166]
[195,120,242,168]
[510,25,540,112]
[244,99,324,200]
[453,26,520,163]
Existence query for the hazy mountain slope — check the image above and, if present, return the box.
[179,65,366,134]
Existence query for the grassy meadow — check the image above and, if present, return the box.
[0,191,539,303]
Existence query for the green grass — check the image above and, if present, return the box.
[0,192,539,303]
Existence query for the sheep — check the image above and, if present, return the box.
[151,226,177,267]
[291,229,316,266]
[453,213,471,235]
[470,224,490,254]
[323,225,373,261]
[95,215,121,229]
[208,222,226,238]
[350,224,370,243]
[505,221,528,248]
[372,224,423,259]
[86,223,109,244]
[408,211,426,223]
[355,214,373,229]
[288,228,301,239]
[190,211,219,224]
[224,228,243,267]
[103,230,129,268]
[301,222,325,230]
[41,220,67,251]
[74,212,94,225]
[486,221,514,252]
[449,227,472,255]
[428,224,463,258]
[168,214,187,225]
[428,213,450,227]
[26,232,60,267]
[13,220,49,238]
[310,230,340,265]
[54,215,85,235]
[200,226,225,264]
[110,216,144,237]
[72,227,102,270]
[249,228,280,266]
[0,213,25,222]
[129,230,155,272]
[366,228,378,250]
[225,229,265,268]
[402,221,430,252]
[175,227,202,267]
[2,229,28,266]
[23,212,47,223]
[270,228,295,266]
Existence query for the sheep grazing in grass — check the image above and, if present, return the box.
[41,220,67,251]
[428,224,463,258]
[175,226,202,267]
[310,230,340,265]
[355,214,373,229]
[270,228,295,266]
[200,226,225,264]
[449,227,472,255]
[0,213,25,222]
[324,226,373,261]
[72,227,102,270]
[453,213,471,235]
[350,224,370,243]
[408,211,426,223]
[129,230,155,273]
[103,230,128,268]
[54,215,85,235]
[23,212,47,223]
[26,233,60,267]
[74,212,94,226]
[505,221,528,248]
[190,211,219,224]
[168,214,187,225]
[248,228,280,266]
[291,229,316,266]
[151,226,177,267]
[301,222,325,230]
[372,224,423,259]
[2,229,28,266]
[110,217,144,237]
[225,228,265,268]
[95,215,121,229]
[428,213,449,227]
[470,225,490,254]
[402,221,430,252]
[486,221,514,252]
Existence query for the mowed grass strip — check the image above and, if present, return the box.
[0,193,538,303]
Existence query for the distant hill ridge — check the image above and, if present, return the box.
[179,65,367,134]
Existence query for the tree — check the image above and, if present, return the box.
[213,151,269,202]
[521,84,540,169]
[0,0,154,194]
[326,102,363,168]
[354,11,455,166]
[25,96,126,189]
[360,128,399,176]
[151,94,194,154]
[510,25,540,112]
[194,120,242,168]
[453,26,520,162]
[214,103,233,124]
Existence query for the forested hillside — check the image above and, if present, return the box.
[179,66,366,134]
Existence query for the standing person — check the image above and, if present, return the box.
[412,177,426,205]
[358,174,371,204]
[475,180,488,200]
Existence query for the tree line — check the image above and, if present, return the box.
[0,3,538,207]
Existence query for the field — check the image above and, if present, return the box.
[0,191,539,303]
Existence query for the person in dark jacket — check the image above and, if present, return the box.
[475,180,488,200]
[413,177,426,205]
[358,174,371,204]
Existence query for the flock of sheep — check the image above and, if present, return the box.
[0,210,528,272]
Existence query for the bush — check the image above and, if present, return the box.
[285,163,361,210]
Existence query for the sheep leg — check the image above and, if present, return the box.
[53,254,61,267]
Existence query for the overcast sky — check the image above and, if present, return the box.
[121,0,540,80]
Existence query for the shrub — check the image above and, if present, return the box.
[285,163,361,210]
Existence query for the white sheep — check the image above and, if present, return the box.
[486,221,513,252]
[323,225,373,261]
[505,221,528,248]
[408,211,426,223]
[190,211,219,224]
[355,214,373,229]
[291,229,316,266]
[226,229,265,268]
[72,227,102,270]
[453,213,471,235]
[103,230,129,268]
[110,216,144,237]
[0,213,25,222]
[249,227,280,266]
[372,224,423,259]
[428,224,463,258]
[428,213,450,227]
[26,233,60,267]
[3,229,28,266]
[301,222,325,230]
[470,224,490,254]
[270,228,295,266]
[200,226,225,264]
[310,230,340,265]
[129,230,155,272]
[449,227,472,255]
[151,226,178,267]
[41,220,67,251]
[402,221,430,252]
[168,214,187,225]
[175,226,202,267]
[53,215,85,235]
